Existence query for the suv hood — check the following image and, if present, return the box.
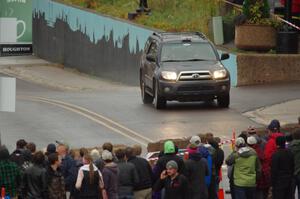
[161,60,225,73]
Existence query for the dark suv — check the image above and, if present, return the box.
[139,32,230,109]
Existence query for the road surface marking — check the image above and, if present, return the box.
[18,95,153,146]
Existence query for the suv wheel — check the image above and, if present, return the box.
[141,79,153,104]
[218,93,230,108]
[154,81,166,109]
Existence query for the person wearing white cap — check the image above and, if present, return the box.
[186,136,201,155]
[226,137,261,199]
[102,150,118,199]
[247,136,266,199]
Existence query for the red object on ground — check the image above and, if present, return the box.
[218,169,225,199]
[1,187,5,198]
[280,0,300,14]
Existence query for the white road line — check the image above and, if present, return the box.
[18,95,154,146]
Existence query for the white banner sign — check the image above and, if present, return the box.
[0,76,16,112]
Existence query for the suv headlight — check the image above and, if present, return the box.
[161,71,177,81]
[213,69,227,79]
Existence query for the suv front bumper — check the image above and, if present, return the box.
[157,78,230,101]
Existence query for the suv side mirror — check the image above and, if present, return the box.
[221,53,230,60]
[146,54,156,62]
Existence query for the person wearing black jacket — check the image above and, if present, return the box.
[153,141,185,182]
[154,160,189,199]
[47,153,66,199]
[116,148,139,199]
[210,138,224,199]
[10,139,27,167]
[185,152,209,199]
[57,144,77,198]
[126,146,153,199]
[21,151,48,199]
[271,136,294,199]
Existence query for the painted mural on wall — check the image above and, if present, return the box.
[32,0,237,86]
[33,0,153,84]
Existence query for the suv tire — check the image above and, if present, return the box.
[154,81,166,109]
[218,93,230,108]
[141,79,154,104]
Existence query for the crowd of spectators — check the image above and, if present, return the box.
[0,118,300,199]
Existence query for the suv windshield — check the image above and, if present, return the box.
[161,42,217,62]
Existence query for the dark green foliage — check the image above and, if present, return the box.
[242,0,270,24]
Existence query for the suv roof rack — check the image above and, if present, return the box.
[152,32,207,40]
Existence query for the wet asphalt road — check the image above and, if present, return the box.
[1,78,300,153]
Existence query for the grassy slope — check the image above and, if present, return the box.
[62,0,220,37]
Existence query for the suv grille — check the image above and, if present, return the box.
[178,71,212,81]
[177,86,214,92]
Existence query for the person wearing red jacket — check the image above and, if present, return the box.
[262,119,284,198]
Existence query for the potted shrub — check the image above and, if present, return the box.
[235,0,277,51]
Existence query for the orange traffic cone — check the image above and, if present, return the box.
[218,168,225,199]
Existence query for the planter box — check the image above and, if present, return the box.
[235,24,276,51]
[237,54,300,86]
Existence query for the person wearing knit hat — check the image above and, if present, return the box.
[186,136,201,155]
[235,137,246,148]
[166,160,178,170]
[102,150,113,161]
[226,136,261,199]
[268,119,281,133]
[164,140,175,154]
[247,136,257,146]
[247,135,265,199]
[47,143,56,154]
[153,160,189,199]
[190,136,201,148]
[271,136,294,199]
[263,119,284,194]
[154,140,185,184]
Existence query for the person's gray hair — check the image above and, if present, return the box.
[90,149,100,161]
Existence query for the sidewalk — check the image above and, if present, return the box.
[0,55,50,67]
[0,55,126,91]
[243,100,300,126]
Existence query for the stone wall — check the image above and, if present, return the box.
[237,54,300,86]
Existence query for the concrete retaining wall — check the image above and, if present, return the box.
[32,0,153,85]
[237,54,300,86]
[32,0,237,86]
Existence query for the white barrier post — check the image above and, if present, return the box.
[0,76,16,112]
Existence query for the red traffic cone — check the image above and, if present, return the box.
[218,169,225,199]
[1,187,5,199]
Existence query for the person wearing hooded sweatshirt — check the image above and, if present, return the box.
[271,136,294,199]
[226,137,261,199]
[262,119,284,196]
[75,153,107,199]
[153,140,185,181]
[102,150,119,199]
[184,149,209,199]
[289,129,300,198]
